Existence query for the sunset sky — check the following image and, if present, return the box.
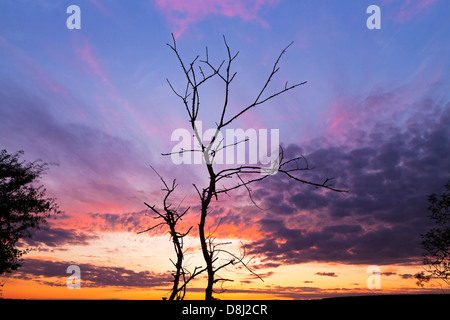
[1,0,449,299]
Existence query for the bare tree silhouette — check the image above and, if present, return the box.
[138,166,205,300]
[162,34,346,300]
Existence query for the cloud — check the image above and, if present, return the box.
[13,258,171,288]
[71,35,134,121]
[89,0,113,17]
[315,272,338,277]
[75,37,114,90]
[20,227,99,248]
[394,0,439,23]
[0,81,155,214]
[0,36,65,95]
[250,221,423,265]
[85,211,155,233]
[153,0,280,37]
[246,84,450,266]
[185,281,440,299]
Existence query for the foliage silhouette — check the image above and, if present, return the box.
[417,179,450,288]
[0,149,60,276]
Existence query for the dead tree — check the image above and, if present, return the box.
[164,34,346,300]
[138,166,205,300]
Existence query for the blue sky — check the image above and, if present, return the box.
[1,0,449,299]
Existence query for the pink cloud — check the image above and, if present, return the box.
[89,0,113,17]
[76,40,114,90]
[384,0,440,23]
[73,37,135,124]
[322,76,442,150]
[153,0,280,37]
[0,35,65,95]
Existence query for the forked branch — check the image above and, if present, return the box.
[163,34,345,300]
[139,166,204,300]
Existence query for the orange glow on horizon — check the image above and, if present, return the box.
[2,235,443,300]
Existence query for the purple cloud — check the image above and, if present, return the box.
[13,258,171,288]
[19,227,99,248]
[315,272,338,277]
[244,83,450,266]
[0,81,158,214]
[153,0,279,37]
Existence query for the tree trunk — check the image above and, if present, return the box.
[199,209,214,300]
[199,164,216,300]
[168,221,183,300]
